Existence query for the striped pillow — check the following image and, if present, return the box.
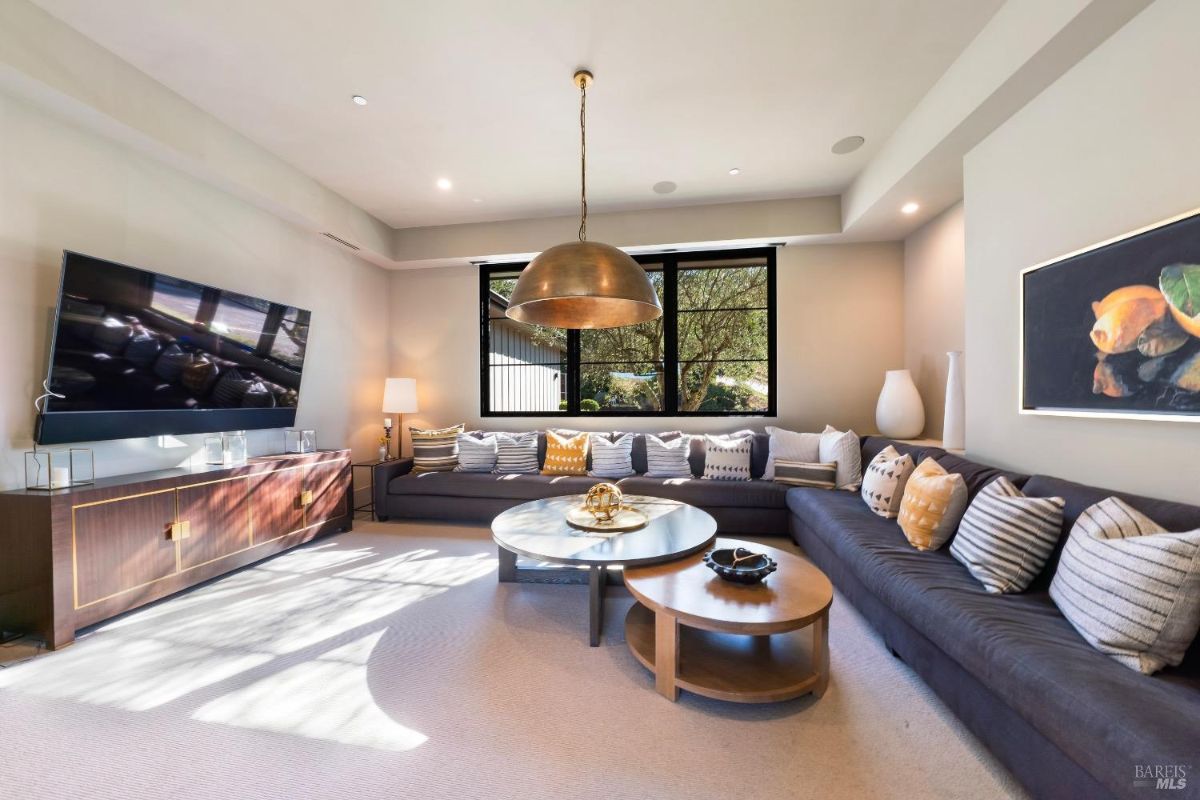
[589,433,634,479]
[644,434,692,478]
[454,433,498,473]
[409,424,463,473]
[950,477,1064,593]
[773,460,837,489]
[493,432,539,474]
[762,427,822,480]
[542,430,589,476]
[702,433,753,481]
[1049,497,1200,674]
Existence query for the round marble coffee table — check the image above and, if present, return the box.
[491,495,717,646]
[624,537,833,702]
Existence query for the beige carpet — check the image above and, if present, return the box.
[0,521,1026,800]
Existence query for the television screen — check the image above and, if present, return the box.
[36,251,310,444]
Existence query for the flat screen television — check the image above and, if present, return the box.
[36,251,311,445]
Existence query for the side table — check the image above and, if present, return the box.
[351,459,401,520]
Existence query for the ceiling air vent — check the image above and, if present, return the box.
[320,232,360,251]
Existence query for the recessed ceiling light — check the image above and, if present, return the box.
[728,167,741,176]
[436,178,452,190]
[652,181,677,195]
[831,135,865,155]
[351,95,367,106]
[901,201,920,215]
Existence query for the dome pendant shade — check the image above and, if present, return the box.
[506,241,662,329]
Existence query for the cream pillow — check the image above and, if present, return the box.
[819,425,862,491]
[898,457,968,550]
[762,427,821,480]
[860,445,916,518]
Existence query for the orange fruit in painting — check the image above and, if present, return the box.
[1089,290,1167,354]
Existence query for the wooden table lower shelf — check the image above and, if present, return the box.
[625,602,825,703]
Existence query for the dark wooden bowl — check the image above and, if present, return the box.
[703,547,778,584]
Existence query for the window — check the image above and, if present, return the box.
[480,247,776,416]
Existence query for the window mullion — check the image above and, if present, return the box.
[567,328,581,414]
[663,257,679,414]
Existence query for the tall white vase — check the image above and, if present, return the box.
[876,369,925,439]
[943,351,965,450]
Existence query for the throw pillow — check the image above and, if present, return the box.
[409,424,464,473]
[542,430,589,476]
[950,477,1065,594]
[589,433,635,479]
[859,445,915,518]
[644,434,693,478]
[1049,497,1200,674]
[819,425,862,491]
[493,432,539,474]
[898,457,968,550]
[773,460,837,489]
[762,426,822,480]
[454,433,498,473]
[702,433,753,481]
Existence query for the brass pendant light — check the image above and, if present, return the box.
[506,70,663,330]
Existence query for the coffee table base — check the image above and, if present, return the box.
[498,546,615,647]
[624,602,829,703]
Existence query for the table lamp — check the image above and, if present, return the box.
[382,378,418,460]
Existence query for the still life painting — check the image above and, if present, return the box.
[1022,209,1200,420]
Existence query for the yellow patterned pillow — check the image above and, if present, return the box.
[898,457,968,551]
[541,430,589,476]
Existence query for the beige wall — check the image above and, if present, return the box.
[964,0,1198,502]
[904,202,965,439]
[389,243,904,452]
[0,91,391,489]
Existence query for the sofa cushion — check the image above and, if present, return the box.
[618,476,789,509]
[387,471,597,501]
[935,452,1030,500]
[786,487,1200,790]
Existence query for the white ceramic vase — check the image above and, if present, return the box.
[943,351,965,450]
[876,369,925,439]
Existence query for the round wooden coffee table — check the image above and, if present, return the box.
[623,537,833,703]
[492,495,717,646]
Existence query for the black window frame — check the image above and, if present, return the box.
[480,246,777,417]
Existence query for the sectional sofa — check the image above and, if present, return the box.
[374,431,1200,800]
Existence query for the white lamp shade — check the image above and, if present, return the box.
[382,378,419,414]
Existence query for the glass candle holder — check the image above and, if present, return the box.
[222,431,248,466]
[204,436,224,465]
[285,429,316,454]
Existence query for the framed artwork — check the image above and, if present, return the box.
[1021,207,1200,421]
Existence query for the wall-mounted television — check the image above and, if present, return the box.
[36,251,311,445]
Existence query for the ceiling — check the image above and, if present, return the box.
[31,0,1001,230]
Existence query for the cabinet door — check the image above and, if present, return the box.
[178,477,252,571]
[251,468,306,544]
[306,459,348,527]
[73,490,178,608]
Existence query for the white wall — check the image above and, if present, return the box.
[389,242,904,452]
[0,92,391,489]
[964,0,1198,502]
[904,202,965,439]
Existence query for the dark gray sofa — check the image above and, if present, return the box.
[375,430,1200,800]
[374,430,790,534]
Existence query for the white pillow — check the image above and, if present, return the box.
[859,445,915,518]
[951,477,1064,594]
[454,433,498,473]
[1050,497,1200,674]
[589,433,634,479]
[819,425,862,491]
[701,433,753,481]
[644,434,693,478]
[762,426,821,480]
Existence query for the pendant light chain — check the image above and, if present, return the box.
[578,79,587,242]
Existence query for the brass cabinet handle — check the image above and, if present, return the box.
[300,489,313,507]
[166,520,192,541]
